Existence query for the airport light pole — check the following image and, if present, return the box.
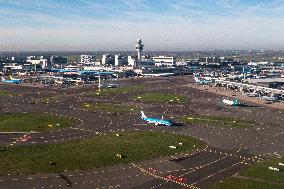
[98,71,101,93]
[243,66,246,80]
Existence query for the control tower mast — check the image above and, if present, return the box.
[135,38,144,61]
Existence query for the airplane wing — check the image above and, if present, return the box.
[147,120,156,124]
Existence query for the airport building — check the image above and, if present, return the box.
[50,56,67,65]
[135,38,144,61]
[136,60,155,68]
[81,55,96,64]
[128,56,136,66]
[153,56,176,67]
[273,62,284,68]
[115,55,128,66]
[102,54,114,65]
[2,63,22,73]
[26,56,50,69]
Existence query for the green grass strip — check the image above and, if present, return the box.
[0,90,16,96]
[83,102,140,113]
[182,115,255,128]
[210,178,283,189]
[89,86,145,96]
[0,131,204,175]
[136,93,188,103]
[0,113,79,132]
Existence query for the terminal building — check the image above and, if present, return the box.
[136,60,155,68]
[2,63,22,73]
[153,56,176,67]
[26,56,50,69]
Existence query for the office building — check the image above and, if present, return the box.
[102,54,114,65]
[115,55,128,66]
[128,56,136,66]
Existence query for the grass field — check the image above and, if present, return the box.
[0,131,204,175]
[182,115,255,128]
[210,178,283,189]
[0,113,79,132]
[240,158,284,183]
[83,102,140,113]
[32,96,60,104]
[89,85,145,96]
[136,93,188,103]
[0,90,16,96]
[210,158,284,189]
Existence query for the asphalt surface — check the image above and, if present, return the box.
[0,76,283,189]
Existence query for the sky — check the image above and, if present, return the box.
[0,0,284,51]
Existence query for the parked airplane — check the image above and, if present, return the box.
[1,76,21,84]
[223,99,241,106]
[141,111,174,126]
[260,96,278,102]
[197,79,211,84]
[244,92,259,97]
[64,78,83,85]
[99,83,118,88]
[193,73,212,84]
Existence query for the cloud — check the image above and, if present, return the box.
[0,0,284,51]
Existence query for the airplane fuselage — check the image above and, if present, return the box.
[223,99,239,106]
[2,80,21,84]
[143,117,173,126]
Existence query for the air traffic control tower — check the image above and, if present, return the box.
[135,38,144,61]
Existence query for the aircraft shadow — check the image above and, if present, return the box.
[238,104,261,108]
[172,122,186,127]
[58,173,73,187]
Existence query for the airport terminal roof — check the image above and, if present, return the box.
[247,78,284,83]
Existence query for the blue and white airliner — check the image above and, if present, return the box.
[1,76,21,84]
[141,111,174,126]
[223,99,241,106]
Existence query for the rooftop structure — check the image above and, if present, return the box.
[81,55,96,64]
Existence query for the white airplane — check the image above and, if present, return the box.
[64,78,83,85]
[193,73,212,84]
[244,92,259,97]
[261,96,278,102]
[223,99,241,106]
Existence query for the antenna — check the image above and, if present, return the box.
[98,71,101,93]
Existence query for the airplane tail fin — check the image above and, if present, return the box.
[233,99,239,105]
[1,76,5,81]
[9,75,13,80]
[141,111,147,119]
